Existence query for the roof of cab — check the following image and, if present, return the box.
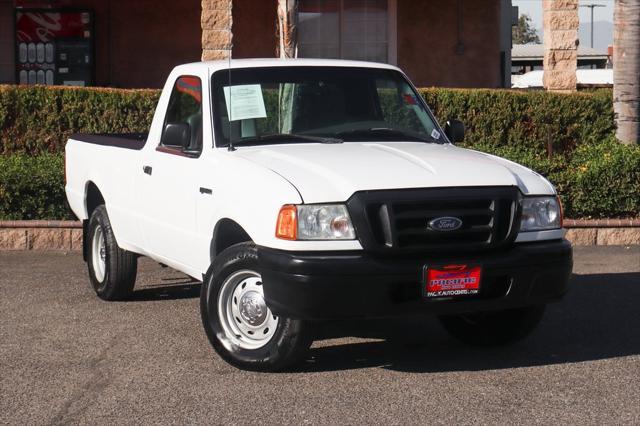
[173,58,401,74]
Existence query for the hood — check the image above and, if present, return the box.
[234,142,555,203]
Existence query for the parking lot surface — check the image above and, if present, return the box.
[1,246,639,425]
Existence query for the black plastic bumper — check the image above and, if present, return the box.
[257,240,573,320]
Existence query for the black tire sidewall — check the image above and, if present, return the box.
[86,205,136,301]
[200,243,310,371]
[87,206,111,296]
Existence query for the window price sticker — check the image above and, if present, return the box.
[223,84,267,121]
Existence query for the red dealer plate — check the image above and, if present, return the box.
[423,264,482,299]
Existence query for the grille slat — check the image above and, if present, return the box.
[397,225,492,236]
[347,187,521,253]
[393,208,494,219]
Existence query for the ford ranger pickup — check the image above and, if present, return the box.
[65,59,572,371]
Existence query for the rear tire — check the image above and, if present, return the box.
[200,242,312,371]
[87,205,137,301]
[438,305,546,346]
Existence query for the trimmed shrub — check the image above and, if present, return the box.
[419,88,615,156]
[0,85,636,220]
[0,153,70,220]
[563,138,640,218]
[1,142,637,220]
[469,139,640,218]
[1,85,615,156]
[0,85,159,155]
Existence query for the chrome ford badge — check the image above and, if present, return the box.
[429,217,463,232]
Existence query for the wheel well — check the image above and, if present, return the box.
[86,182,105,218]
[211,219,252,260]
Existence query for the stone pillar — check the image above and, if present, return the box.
[542,0,579,92]
[201,0,233,61]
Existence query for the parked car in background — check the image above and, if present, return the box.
[512,69,613,89]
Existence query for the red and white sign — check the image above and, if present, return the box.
[16,11,89,43]
[425,264,482,298]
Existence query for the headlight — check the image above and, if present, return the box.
[520,196,562,231]
[276,204,356,240]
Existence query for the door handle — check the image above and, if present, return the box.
[143,165,152,175]
[199,187,213,195]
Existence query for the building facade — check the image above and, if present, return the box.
[1,0,515,89]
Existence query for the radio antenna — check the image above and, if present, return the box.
[227,0,236,151]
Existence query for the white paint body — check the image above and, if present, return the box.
[65,59,563,280]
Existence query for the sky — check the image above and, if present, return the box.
[512,0,614,49]
[512,0,614,27]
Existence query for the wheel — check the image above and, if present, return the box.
[87,205,137,301]
[438,305,546,346]
[200,242,312,371]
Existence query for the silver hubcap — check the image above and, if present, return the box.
[91,225,106,282]
[217,270,278,350]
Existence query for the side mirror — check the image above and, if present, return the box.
[445,119,465,144]
[161,122,191,149]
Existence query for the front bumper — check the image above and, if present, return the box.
[257,239,573,320]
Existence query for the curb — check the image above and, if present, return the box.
[0,220,639,251]
[563,219,640,228]
[0,221,82,251]
[0,220,82,229]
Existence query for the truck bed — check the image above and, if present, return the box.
[65,132,149,253]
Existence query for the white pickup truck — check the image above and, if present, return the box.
[65,59,572,371]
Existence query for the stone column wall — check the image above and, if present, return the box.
[542,0,579,92]
[201,0,233,61]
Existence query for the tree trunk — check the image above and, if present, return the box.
[277,0,298,59]
[613,0,640,144]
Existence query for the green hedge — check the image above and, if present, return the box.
[1,141,638,220]
[0,85,159,155]
[0,85,615,156]
[0,85,637,220]
[470,138,640,218]
[562,138,640,217]
[0,153,71,220]
[420,88,615,155]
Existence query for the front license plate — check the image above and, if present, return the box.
[423,264,482,299]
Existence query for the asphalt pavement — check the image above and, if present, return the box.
[1,246,639,425]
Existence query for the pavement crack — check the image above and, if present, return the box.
[48,337,118,425]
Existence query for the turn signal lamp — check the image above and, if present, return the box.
[276,205,298,240]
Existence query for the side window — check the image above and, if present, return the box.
[160,76,203,155]
[375,78,435,137]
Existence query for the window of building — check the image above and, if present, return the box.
[298,0,396,64]
[0,1,15,83]
[160,76,203,155]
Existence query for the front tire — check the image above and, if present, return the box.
[87,205,137,301]
[200,242,311,371]
[438,305,546,346]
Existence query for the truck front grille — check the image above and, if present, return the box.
[347,187,521,253]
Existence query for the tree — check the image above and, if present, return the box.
[277,0,298,58]
[513,14,541,44]
[613,0,640,145]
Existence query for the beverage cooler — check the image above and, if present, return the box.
[15,9,94,86]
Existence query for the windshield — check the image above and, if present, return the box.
[211,66,445,147]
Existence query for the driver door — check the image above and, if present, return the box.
[137,75,204,269]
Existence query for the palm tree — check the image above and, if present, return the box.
[613,0,640,144]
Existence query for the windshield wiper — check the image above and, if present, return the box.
[335,128,438,143]
[231,133,343,146]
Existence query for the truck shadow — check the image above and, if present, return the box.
[294,272,640,373]
[129,277,201,301]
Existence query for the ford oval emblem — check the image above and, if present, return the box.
[429,217,463,232]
